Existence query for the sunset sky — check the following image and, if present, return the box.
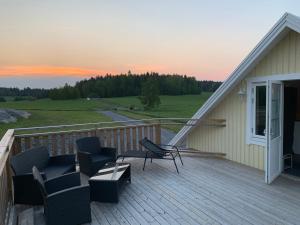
[1,0,300,88]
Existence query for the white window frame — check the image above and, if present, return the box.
[246,81,267,146]
[246,73,300,146]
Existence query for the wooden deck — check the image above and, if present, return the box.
[17,156,300,225]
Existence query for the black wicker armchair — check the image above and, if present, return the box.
[10,146,76,205]
[76,137,117,176]
[32,167,91,225]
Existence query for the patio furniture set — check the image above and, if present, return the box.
[10,136,183,225]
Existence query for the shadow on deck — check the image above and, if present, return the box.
[16,156,300,225]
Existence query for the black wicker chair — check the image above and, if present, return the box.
[140,137,183,173]
[10,146,76,205]
[76,137,117,177]
[32,166,91,225]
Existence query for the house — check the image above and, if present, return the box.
[170,13,300,184]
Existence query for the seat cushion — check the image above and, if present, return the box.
[91,155,113,163]
[91,155,114,172]
[43,165,75,179]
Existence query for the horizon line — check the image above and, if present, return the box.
[0,65,224,81]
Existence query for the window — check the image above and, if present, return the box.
[247,82,267,145]
[254,85,266,136]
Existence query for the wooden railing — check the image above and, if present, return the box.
[0,123,161,224]
[0,129,15,225]
[14,123,161,155]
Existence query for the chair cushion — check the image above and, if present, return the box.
[91,155,113,171]
[43,165,75,179]
[91,154,113,163]
[11,146,49,175]
[76,137,102,154]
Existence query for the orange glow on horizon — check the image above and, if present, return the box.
[0,65,168,78]
[0,66,115,78]
[0,65,227,81]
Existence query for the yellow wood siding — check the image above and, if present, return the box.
[188,30,300,170]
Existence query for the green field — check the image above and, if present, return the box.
[0,98,109,111]
[0,93,212,137]
[0,99,112,136]
[102,93,212,131]
[103,93,212,118]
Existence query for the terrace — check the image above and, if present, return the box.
[1,121,300,225]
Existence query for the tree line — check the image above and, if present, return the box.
[75,72,221,99]
[0,72,222,100]
[0,87,49,99]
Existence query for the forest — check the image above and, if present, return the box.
[0,72,222,100]
[75,72,221,98]
[0,87,49,99]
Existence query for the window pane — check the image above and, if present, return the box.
[255,86,266,136]
[270,83,280,139]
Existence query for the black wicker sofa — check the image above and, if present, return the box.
[10,146,76,205]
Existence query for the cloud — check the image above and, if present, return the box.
[0,65,113,77]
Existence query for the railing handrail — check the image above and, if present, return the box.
[13,123,162,159]
[0,129,14,225]
[14,117,198,132]
[0,130,14,171]
[0,129,14,149]
[15,123,159,137]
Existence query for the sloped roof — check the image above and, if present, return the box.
[170,13,300,145]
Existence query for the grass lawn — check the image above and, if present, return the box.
[0,98,110,111]
[0,94,212,136]
[102,93,212,131]
[103,93,212,118]
[0,99,112,136]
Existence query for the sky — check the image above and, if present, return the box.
[0,0,300,88]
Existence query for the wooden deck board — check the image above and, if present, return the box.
[16,156,300,225]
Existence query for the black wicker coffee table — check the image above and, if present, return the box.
[89,162,131,203]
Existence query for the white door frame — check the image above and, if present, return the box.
[266,80,284,183]
[247,73,300,183]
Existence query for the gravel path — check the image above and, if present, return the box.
[101,110,176,144]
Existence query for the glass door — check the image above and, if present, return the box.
[266,81,283,184]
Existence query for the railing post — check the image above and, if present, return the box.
[7,138,18,201]
[119,128,124,155]
[132,127,137,150]
[138,126,143,148]
[12,137,21,155]
[125,127,131,152]
[6,155,13,207]
[52,134,57,156]
[155,124,161,145]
